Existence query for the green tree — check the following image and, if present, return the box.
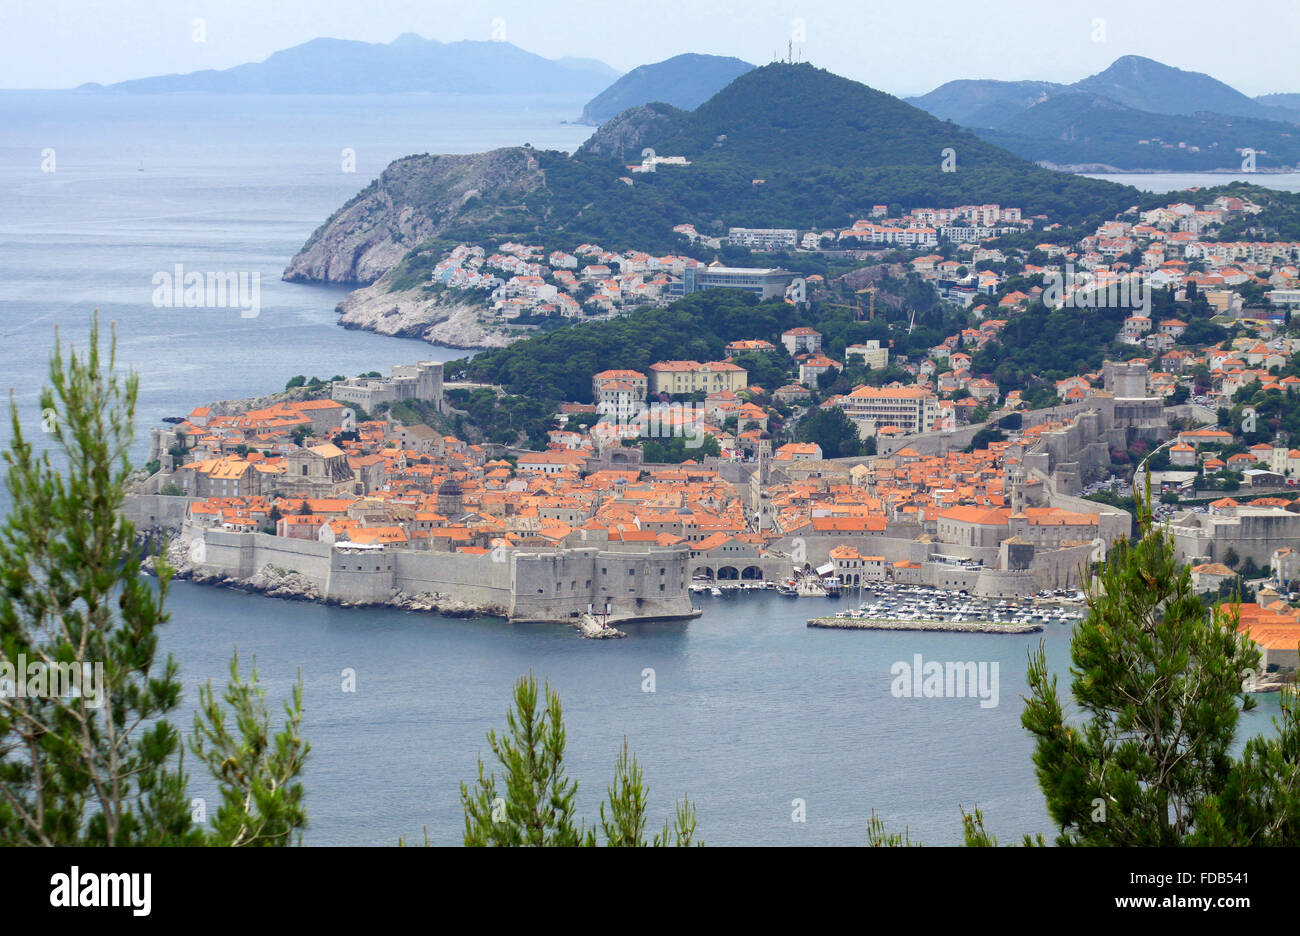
[0,320,308,846]
[460,675,698,846]
[868,484,1300,845]
[795,405,864,458]
[190,653,309,846]
[640,434,721,464]
[600,740,699,847]
[1021,486,1289,845]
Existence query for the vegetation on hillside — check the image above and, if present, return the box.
[335,63,1142,271]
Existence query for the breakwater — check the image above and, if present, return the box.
[807,617,1043,634]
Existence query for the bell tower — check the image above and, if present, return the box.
[1009,465,1027,517]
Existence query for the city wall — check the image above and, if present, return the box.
[180,526,694,623]
[122,493,200,533]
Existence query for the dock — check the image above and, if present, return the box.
[807,617,1042,634]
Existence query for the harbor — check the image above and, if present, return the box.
[691,577,1089,631]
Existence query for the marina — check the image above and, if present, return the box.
[692,578,1088,631]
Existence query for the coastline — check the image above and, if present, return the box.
[142,535,705,634]
[334,279,516,350]
[143,538,508,618]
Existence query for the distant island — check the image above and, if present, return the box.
[579,53,754,124]
[76,33,618,95]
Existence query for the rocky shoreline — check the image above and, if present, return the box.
[807,617,1043,634]
[144,537,647,638]
[573,613,627,639]
[335,279,516,350]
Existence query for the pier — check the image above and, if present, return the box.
[807,617,1042,634]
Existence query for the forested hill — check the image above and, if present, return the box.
[604,63,1037,170]
[543,64,1140,244]
[976,93,1300,171]
[289,62,1141,283]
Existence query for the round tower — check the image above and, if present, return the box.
[437,476,463,517]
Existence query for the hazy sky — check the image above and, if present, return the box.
[4,0,1298,97]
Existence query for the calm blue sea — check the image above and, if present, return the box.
[0,92,1284,845]
[1083,171,1300,194]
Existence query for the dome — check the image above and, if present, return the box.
[437,477,462,496]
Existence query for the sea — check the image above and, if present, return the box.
[0,91,1286,845]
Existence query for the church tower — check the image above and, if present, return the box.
[1009,465,1026,517]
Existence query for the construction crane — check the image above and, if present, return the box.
[855,285,877,322]
[828,285,878,322]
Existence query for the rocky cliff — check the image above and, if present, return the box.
[283,146,546,285]
[335,278,517,349]
[574,102,687,161]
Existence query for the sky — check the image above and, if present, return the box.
[3,0,1299,97]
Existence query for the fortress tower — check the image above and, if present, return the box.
[437,476,463,518]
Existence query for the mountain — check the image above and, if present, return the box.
[905,80,1065,127]
[293,63,1140,286]
[286,62,1139,349]
[580,63,1048,172]
[905,55,1300,170]
[1072,55,1277,120]
[1258,93,1300,114]
[911,55,1300,128]
[976,92,1300,171]
[82,34,617,95]
[579,53,754,124]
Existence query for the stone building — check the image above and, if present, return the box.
[282,443,356,498]
[437,476,464,519]
[331,361,444,413]
[1170,504,1300,568]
